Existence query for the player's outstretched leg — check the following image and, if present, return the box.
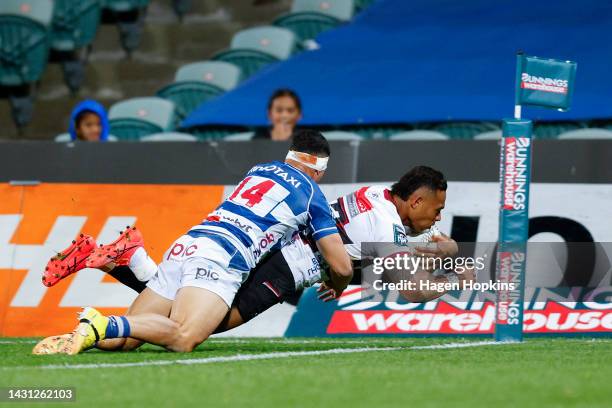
[96,287,173,351]
[60,287,228,354]
[86,226,143,268]
[56,305,139,355]
[43,227,156,289]
[32,287,173,354]
[164,287,230,352]
[43,234,96,287]
[86,225,157,284]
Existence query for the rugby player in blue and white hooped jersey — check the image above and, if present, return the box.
[197,154,339,272]
[58,130,352,354]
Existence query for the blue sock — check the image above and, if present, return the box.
[105,316,131,338]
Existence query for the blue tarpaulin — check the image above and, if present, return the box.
[182,0,612,128]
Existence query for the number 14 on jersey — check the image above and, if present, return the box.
[228,176,290,217]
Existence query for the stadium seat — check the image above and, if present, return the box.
[140,132,198,142]
[50,0,101,51]
[322,131,363,141]
[273,0,354,44]
[54,133,71,142]
[533,122,584,139]
[0,0,53,86]
[389,130,449,141]
[109,97,176,140]
[212,26,299,78]
[223,132,255,141]
[50,0,102,93]
[102,0,150,55]
[156,61,242,120]
[473,130,502,140]
[433,122,500,139]
[557,128,612,140]
[174,61,241,90]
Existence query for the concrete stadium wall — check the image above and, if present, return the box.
[1,140,611,184]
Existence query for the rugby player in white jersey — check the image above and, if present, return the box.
[216,165,474,331]
[34,130,353,354]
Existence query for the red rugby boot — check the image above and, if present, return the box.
[85,226,144,269]
[43,234,96,287]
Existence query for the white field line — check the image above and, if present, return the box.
[3,338,608,346]
[4,341,509,370]
[2,337,608,347]
[209,339,401,344]
[411,340,513,350]
[20,347,401,370]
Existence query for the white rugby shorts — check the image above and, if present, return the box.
[147,231,250,307]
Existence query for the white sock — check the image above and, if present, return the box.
[128,247,158,282]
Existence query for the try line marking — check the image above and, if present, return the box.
[5,341,510,370]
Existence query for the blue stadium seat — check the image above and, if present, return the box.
[156,61,242,120]
[274,0,354,44]
[50,0,101,51]
[109,97,176,140]
[0,0,53,86]
[212,26,299,78]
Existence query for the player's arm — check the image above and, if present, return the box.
[307,187,352,298]
[415,229,458,259]
[315,233,353,295]
[433,233,458,256]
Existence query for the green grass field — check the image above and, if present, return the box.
[1,337,610,407]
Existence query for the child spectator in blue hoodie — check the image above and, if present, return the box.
[69,100,110,142]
